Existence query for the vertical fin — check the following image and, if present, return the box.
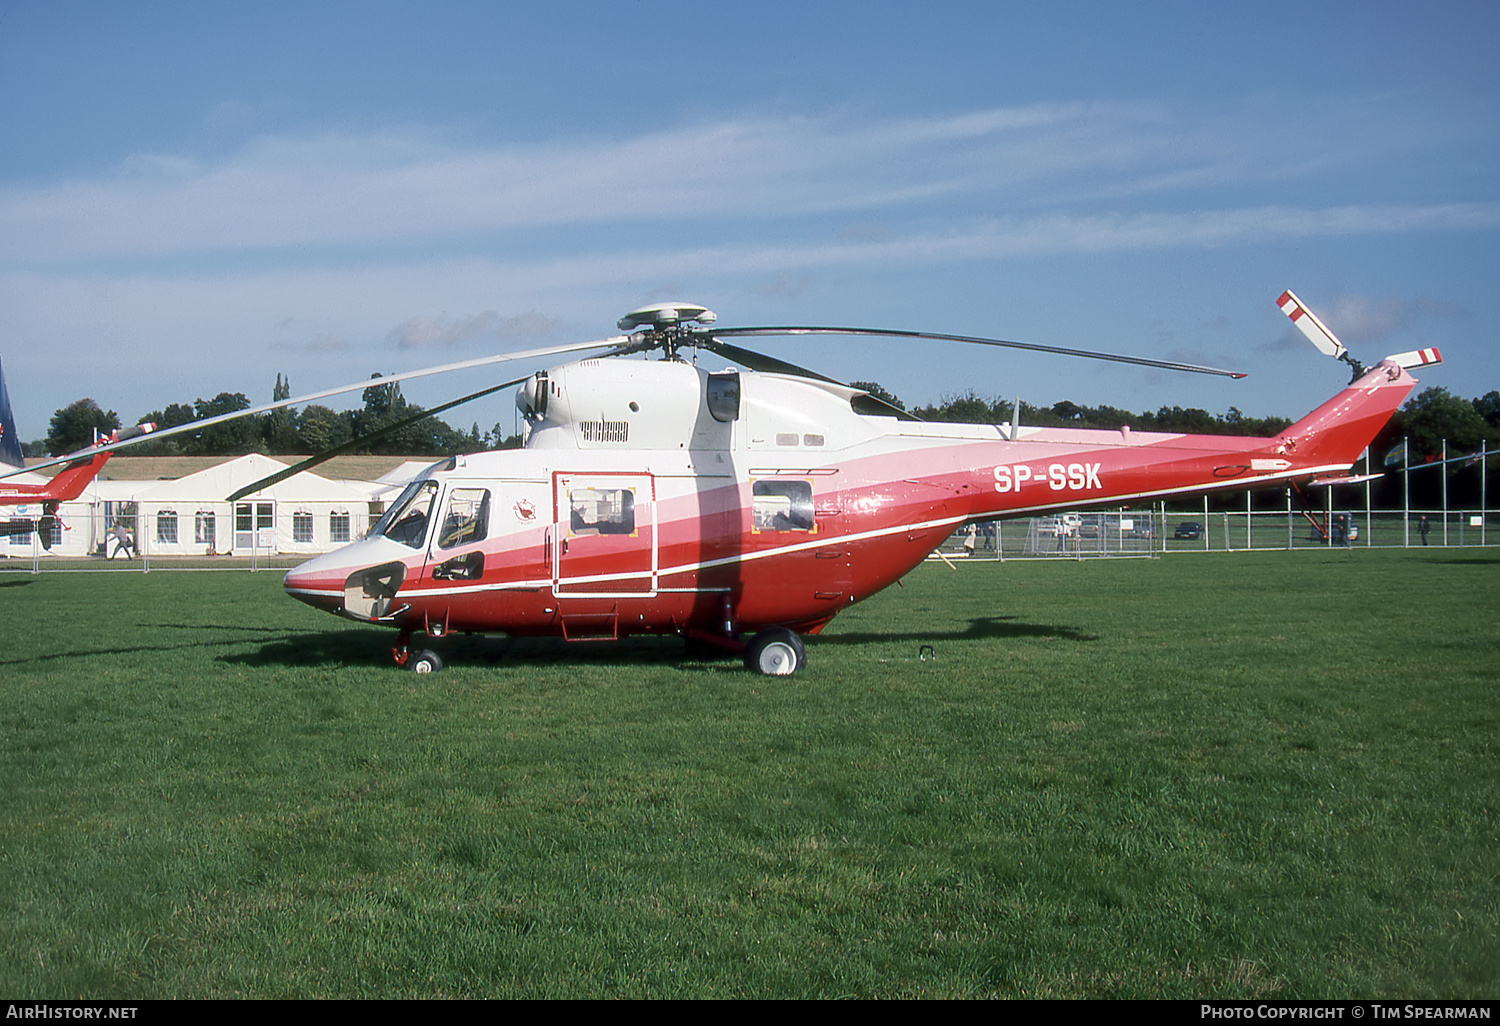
[0,357,25,470]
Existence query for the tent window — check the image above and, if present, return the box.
[293,511,313,544]
[157,510,178,544]
[330,511,351,544]
[195,512,215,546]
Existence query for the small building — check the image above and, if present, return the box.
[5,453,428,559]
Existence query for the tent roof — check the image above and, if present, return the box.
[130,453,371,503]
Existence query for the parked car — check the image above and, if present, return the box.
[1174,521,1202,540]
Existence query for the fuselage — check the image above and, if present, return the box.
[283,356,1416,640]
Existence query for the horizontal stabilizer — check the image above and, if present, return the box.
[1307,472,1385,488]
[1384,347,1442,370]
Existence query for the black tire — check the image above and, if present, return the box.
[410,649,443,674]
[743,628,805,676]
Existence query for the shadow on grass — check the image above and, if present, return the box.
[215,614,1096,671]
[220,628,705,670]
[0,621,320,668]
[821,614,1098,646]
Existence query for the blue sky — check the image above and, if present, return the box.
[2,0,1497,441]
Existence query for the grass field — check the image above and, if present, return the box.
[1,550,1495,998]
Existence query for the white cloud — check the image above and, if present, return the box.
[5,100,1471,267]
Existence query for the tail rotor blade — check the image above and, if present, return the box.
[1278,290,1346,360]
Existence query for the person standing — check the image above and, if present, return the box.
[109,522,135,559]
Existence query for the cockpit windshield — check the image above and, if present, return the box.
[374,479,439,549]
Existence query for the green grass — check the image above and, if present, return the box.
[1,550,1496,998]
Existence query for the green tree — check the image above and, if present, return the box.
[261,373,301,453]
[1473,390,1500,431]
[1398,387,1491,460]
[187,392,259,455]
[850,380,906,414]
[296,405,353,453]
[45,399,119,455]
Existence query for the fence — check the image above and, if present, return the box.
[932,439,1495,559]
[1,506,310,573]
[931,505,1495,561]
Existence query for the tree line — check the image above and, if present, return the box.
[32,374,521,458]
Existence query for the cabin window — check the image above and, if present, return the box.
[195,511,215,546]
[775,432,799,447]
[330,511,351,544]
[752,480,814,532]
[157,510,178,545]
[293,511,314,544]
[568,487,635,536]
[438,488,490,549]
[376,479,439,549]
[803,433,825,447]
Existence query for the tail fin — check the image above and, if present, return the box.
[1273,290,1444,473]
[0,357,24,470]
[1275,359,1418,471]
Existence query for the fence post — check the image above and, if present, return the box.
[1403,436,1410,547]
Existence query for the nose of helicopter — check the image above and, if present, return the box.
[283,536,417,616]
[282,550,347,613]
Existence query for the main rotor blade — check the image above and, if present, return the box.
[226,375,530,502]
[706,325,1247,379]
[696,337,916,420]
[3,334,632,481]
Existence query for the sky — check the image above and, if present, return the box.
[2,0,1497,443]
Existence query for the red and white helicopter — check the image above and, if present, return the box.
[0,358,154,547]
[2,291,1440,673]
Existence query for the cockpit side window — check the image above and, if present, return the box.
[438,488,490,549]
[377,480,439,548]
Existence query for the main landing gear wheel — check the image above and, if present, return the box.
[409,650,443,674]
[744,628,806,676]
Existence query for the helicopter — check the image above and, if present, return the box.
[1,291,1439,673]
[0,358,155,547]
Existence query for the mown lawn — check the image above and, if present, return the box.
[1,549,1495,998]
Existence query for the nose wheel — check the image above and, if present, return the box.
[393,629,444,674]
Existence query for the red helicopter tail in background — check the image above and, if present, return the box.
[0,358,156,508]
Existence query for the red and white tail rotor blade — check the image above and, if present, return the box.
[1278,289,1348,361]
